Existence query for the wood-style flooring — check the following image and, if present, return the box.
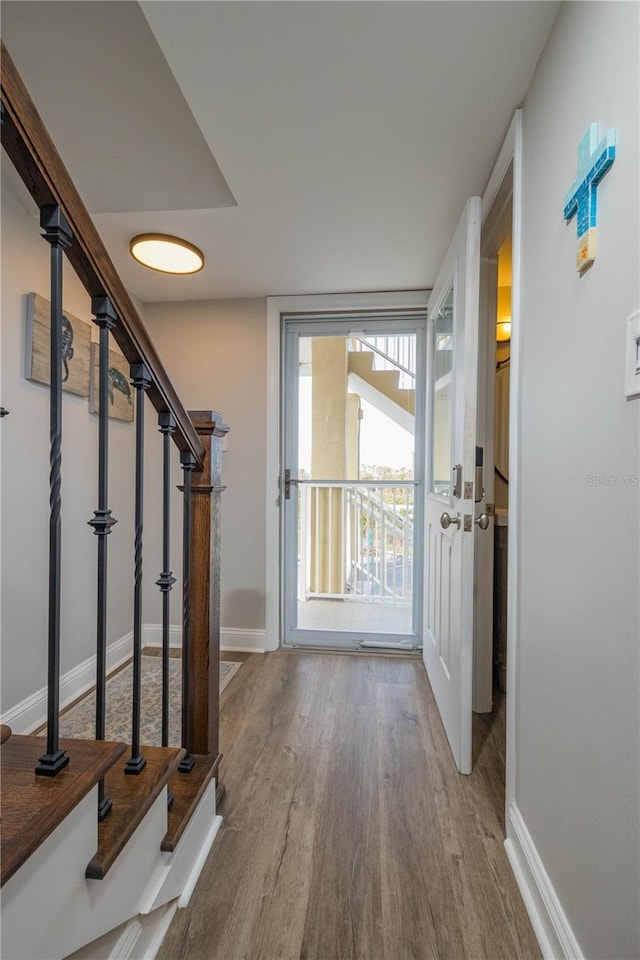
[158,651,540,960]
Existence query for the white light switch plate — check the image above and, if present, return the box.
[625,309,640,400]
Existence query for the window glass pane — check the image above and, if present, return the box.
[295,331,417,634]
[431,287,454,495]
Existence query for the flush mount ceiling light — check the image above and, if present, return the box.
[129,234,204,275]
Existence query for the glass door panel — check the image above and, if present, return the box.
[283,321,424,649]
[430,286,454,496]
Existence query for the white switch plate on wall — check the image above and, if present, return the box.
[625,309,640,400]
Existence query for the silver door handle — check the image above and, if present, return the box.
[440,512,460,530]
[475,513,490,530]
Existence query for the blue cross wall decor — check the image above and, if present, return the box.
[564,124,616,273]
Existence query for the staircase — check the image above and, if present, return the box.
[1,43,227,960]
[348,349,415,417]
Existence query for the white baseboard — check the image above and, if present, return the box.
[142,624,182,649]
[505,801,583,960]
[1,632,133,735]
[221,627,266,653]
[142,623,266,654]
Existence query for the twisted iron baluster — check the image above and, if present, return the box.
[125,363,151,774]
[36,206,72,777]
[88,297,118,816]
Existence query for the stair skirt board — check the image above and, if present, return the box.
[0,624,263,735]
[65,901,178,960]
[1,781,222,960]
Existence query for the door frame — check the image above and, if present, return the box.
[477,111,523,819]
[265,291,428,654]
[281,314,426,650]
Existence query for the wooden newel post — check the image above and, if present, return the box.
[184,410,229,759]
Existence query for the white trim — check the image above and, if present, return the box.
[505,110,523,813]
[266,291,429,653]
[220,627,266,653]
[482,113,518,224]
[142,623,183,649]
[505,801,584,960]
[142,624,266,654]
[0,631,133,734]
[178,809,222,908]
[478,108,522,818]
[68,901,179,960]
[141,903,179,960]
[140,781,222,915]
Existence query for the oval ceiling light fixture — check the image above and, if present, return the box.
[129,233,204,275]
[496,319,512,342]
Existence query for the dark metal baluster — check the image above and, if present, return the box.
[36,205,73,777]
[179,451,196,773]
[88,297,118,818]
[125,363,151,774]
[156,413,176,750]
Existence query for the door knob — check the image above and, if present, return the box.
[440,511,460,530]
[475,513,490,530]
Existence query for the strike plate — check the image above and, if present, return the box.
[486,503,495,516]
[464,481,473,500]
[464,514,472,532]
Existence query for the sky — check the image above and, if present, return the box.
[298,379,414,474]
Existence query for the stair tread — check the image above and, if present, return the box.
[86,745,185,880]
[348,352,415,413]
[0,734,127,888]
[162,752,222,853]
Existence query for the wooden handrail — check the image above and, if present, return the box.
[0,42,204,466]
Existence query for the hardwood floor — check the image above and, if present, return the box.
[158,651,540,960]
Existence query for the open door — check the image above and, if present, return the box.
[423,197,481,774]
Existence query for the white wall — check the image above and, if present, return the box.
[516,3,639,958]
[142,299,267,632]
[0,171,136,713]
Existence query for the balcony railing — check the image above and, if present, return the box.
[297,481,414,606]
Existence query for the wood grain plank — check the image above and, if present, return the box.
[376,678,466,960]
[162,752,221,852]
[1,735,127,887]
[86,745,184,879]
[157,651,541,960]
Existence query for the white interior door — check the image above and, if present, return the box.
[423,197,481,774]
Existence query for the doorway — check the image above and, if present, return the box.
[281,314,426,650]
[472,157,515,824]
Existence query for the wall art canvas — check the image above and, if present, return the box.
[25,292,92,397]
[89,344,135,422]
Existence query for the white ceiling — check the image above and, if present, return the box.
[1,1,236,213]
[2,1,559,302]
